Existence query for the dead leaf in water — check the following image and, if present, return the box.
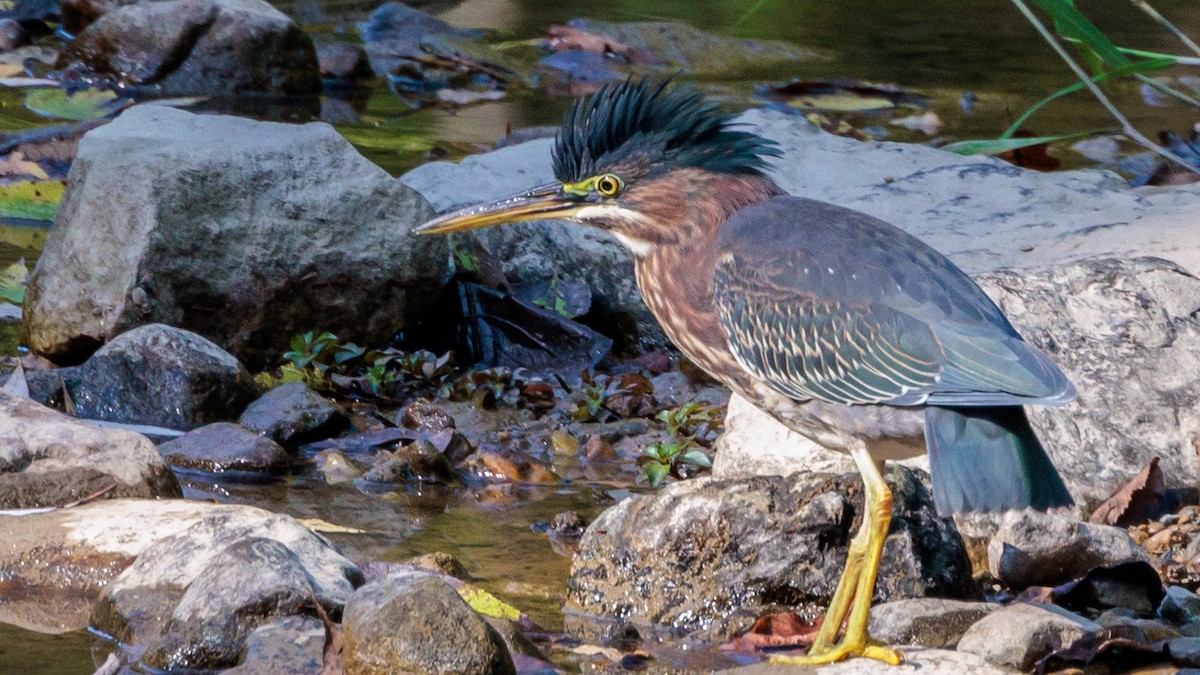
[0,150,48,179]
[1090,457,1166,527]
[544,24,653,64]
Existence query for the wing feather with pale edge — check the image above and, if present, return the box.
[711,197,1075,408]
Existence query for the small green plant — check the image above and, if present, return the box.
[658,401,724,443]
[639,440,713,487]
[282,331,340,371]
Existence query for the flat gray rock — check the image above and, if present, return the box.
[869,598,1000,648]
[1162,586,1200,624]
[159,422,290,475]
[23,104,447,369]
[988,509,1148,588]
[0,391,180,511]
[957,603,1100,671]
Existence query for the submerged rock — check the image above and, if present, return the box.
[27,324,257,430]
[57,0,320,98]
[566,468,973,641]
[341,570,515,675]
[158,422,290,475]
[91,501,360,671]
[0,391,180,510]
[239,383,344,445]
[23,104,447,368]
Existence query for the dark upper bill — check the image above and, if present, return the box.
[414,184,587,235]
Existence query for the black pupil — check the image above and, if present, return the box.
[599,177,615,193]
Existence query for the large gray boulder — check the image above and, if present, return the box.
[57,0,320,98]
[23,104,447,368]
[565,468,974,642]
[0,391,180,510]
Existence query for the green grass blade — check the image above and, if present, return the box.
[942,132,1092,157]
[1000,56,1174,139]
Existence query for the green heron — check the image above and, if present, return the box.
[415,80,1074,665]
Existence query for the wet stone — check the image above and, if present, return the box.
[224,615,325,675]
[0,391,181,509]
[317,42,372,82]
[341,570,514,675]
[868,598,1000,648]
[359,439,455,485]
[406,552,469,580]
[141,537,332,670]
[397,398,455,434]
[28,324,258,431]
[239,383,344,445]
[1169,637,1200,668]
[957,603,1100,671]
[1161,586,1200,624]
[158,422,290,476]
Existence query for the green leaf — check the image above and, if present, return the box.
[25,88,120,121]
[644,461,669,487]
[940,133,1091,156]
[0,180,64,220]
[1026,0,1128,68]
[681,450,712,468]
[0,259,26,303]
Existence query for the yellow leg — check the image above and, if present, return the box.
[771,445,903,666]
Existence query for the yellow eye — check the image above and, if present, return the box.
[594,174,623,197]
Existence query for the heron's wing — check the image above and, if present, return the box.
[712,196,1074,407]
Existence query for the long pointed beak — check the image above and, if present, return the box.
[414,183,587,235]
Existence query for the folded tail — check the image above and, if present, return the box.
[925,406,1073,516]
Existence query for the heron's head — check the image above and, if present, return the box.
[415,79,781,256]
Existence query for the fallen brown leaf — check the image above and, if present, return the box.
[721,612,823,653]
[998,130,1061,171]
[1090,457,1166,527]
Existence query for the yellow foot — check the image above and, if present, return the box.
[769,641,903,666]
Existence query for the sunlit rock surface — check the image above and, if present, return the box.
[22,104,448,368]
[566,467,974,642]
[0,391,180,511]
[90,500,360,671]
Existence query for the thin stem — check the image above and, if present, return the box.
[1012,0,1200,174]
[1134,72,1200,108]
[1130,0,1200,57]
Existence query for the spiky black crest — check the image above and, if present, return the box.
[552,79,780,183]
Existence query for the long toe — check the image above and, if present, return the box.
[770,640,903,666]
